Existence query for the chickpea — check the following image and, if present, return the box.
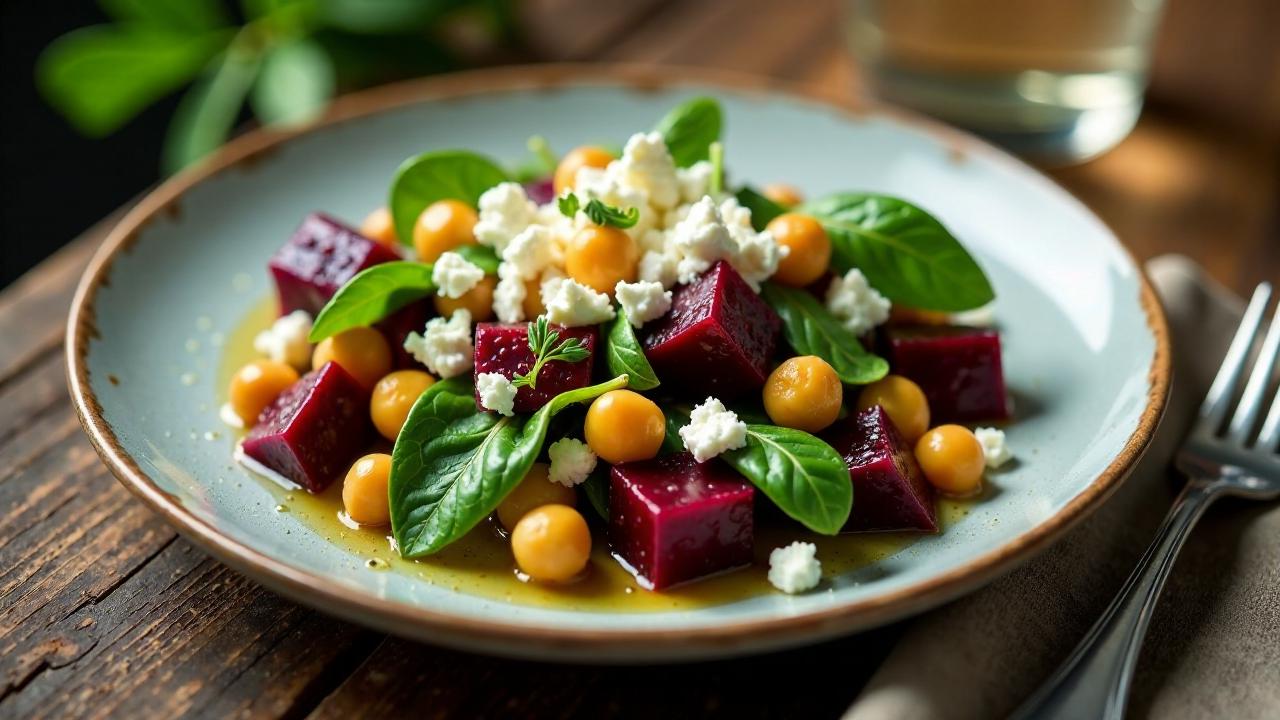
[495,463,575,531]
[522,277,546,319]
[342,453,392,525]
[763,183,804,208]
[511,504,592,582]
[915,425,985,495]
[857,375,930,443]
[228,360,299,425]
[553,145,614,195]
[763,356,843,432]
[584,390,665,464]
[312,326,392,390]
[767,213,831,287]
[565,226,638,295]
[360,206,398,248]
[370,370,436,441]
[433,275,496,321]
[413,199,478,263]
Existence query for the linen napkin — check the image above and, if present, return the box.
[844,255,1280,719]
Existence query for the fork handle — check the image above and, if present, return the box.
[1010,479,1222,720]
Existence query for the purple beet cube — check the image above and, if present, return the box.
[822,406,937,533]
[241,362,370,493]
[268,213,401,316]
[377,299,433,369]
[642,260,781,399]
[609,453,755,590]
[473,322,597,413]
[886,325,1010,423]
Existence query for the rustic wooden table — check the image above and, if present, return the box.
[3,1,1277,718]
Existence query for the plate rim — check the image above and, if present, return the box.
[65,62,1172,658]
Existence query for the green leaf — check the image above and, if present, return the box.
[661,405,690,454]
[318,0,456,33]
[101,0,229,33]
[309,261,435,342]
[653,97,722,168]
[512,316,591,389]
[558,194,639,229]
[389,150,509,245]
[36,25,231,137]
[251,37,334,127]
[761,283,890,385]
[162,45,261,173]
[391,375,629,557]
[735,186,786,231]
[580,467,610,521]
[604,310,660,391]
[452,244,499,274]
[800,193,995,312]
[708,141,724,195]
[722,425,852,535]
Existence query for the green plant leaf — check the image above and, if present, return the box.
[452,244,499,274]
[722,425,852,535]
[761,283,890,385]
[101,0,230,33]
[162,45,261,173]
[318,0,456,33]
[389,150,509,245]
[604,310,660,391]
[558,194,639,229]
[580,467,610,521]
[309,261,435,342]
[653,96,722,168]
[735,186,786,231]
[800,193,995,312]
[251,37,335,126]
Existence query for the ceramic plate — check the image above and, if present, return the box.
[68,65,1169,662]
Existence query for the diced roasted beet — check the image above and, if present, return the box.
[886,325,1009,423]
[822,406,937,533]
[523,178,556,205]
[268,213,400,316]
[473,322,596,413]
[241,362,370,493]
[377,299,433,369]
[609,453,755,590]
[642,260,781,399]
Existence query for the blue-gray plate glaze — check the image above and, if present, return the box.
[68,66,1169,662]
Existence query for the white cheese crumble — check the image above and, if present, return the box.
[669,196,738,284]
[975,427,1013,469]
[615,280,672,327]
[501,225,560,280]
[678,397,748,462]
[613,131,680,210]
[403,309,474,378]
[676,161,714,204]
[476,372,517,416]
[492,262,528,324]
[543,277,616,327]
[826,268,891,335]
[474,182,537,252]
[431,251,485,299]
[767,542,822,594]
[252,310,313,371]
[547,438,597,487]
[637,248,679,289]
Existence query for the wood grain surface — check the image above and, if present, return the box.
[2,1,1277,717]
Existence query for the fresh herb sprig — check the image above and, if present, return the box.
[557,193,640,229]
[512,316,591,389]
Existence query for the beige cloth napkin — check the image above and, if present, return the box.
[844,255,1280,719]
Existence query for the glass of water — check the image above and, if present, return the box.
[846,0,1167,164]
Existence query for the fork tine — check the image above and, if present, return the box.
[1258,387,1280,450]
[1199,283,1273,433]
[1227,297,1280,444]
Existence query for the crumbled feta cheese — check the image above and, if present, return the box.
[613,131,681,210]
[543,277,615,327]
[676,161,714,204]
[679,397,748,462]
[252,310,313,371]
[492,263,527,324]
[431,251,485,299]
[547,437,597,487]
[975,427,1013,469]
[637,249,679,289]
[730,226,787,291]
[669,196,738,284]
[574,166,650,223]
[615,280,672,327]
[501,225,560,280]
[403,309,473,378]
[826,268,891,335]
[474,182,537,252]
[767,542,822,594]
[476,372,517,416]
[717,195,753,231]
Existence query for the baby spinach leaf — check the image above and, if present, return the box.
[389,150,509,245]
[604,310,660,391]
[761,283,890,385]
[661,406,689,454]
[723,425,852,535]
[250,37,334,127]
[580,467,610,521]
[309,261,434,342]
[801,193,995,312]
[734,186,786,231]
[653,97,722,168]
[452,244,499,274]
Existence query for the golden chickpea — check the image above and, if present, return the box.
[360,206,398,248]
[553,145,614,195]
[857,375,931,443]
[522,278,546,319]
[511,504,592,582]
[763,356,843,432]
[342,453,392,526]
[312,326,392,390]
[370,370,436,441]
[565,226,637,295]
[413,199,478,263]
[433,275,496,322]
[228,360,299,425]
[495,463,576,531]
[584,390,665,464]
[767,213,831,287]
[763,183,804,208]
[915,425,985,495]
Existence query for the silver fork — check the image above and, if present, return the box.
[1012,282,1280,720]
